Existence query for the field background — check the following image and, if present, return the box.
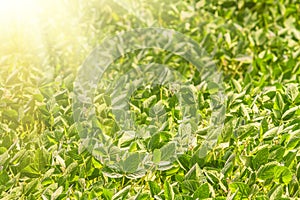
[0,0,300,199]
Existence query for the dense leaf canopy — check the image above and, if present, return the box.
[0,0,299,199]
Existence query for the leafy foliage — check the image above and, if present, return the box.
[0,0,300,199]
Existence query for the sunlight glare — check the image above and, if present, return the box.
[0,0,41,26]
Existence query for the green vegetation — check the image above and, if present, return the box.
[0,0,300,199]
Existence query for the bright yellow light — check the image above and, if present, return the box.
[0,0,57,78]
[0,0,41,25]
[0,0,85,75]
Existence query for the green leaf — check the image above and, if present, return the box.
[252,146,269,170]
[286,83,299,102]
[181,180,200,193]
[185,164,202,180]
[282,105,299,120]
[193,183,211,199]
[21,164,41,178]
[268,185,283,200]
[274,92,284,112]
[279,167,292,184]
[24,178,39,196]
[2,109,19,122]
[122,153,140,173]
[232,79,242,93]
[102,188,113,200]
[164,181,174,200]
[257,162,277,181]
[0,151,9,166]
[283,150,296,168]
[35,148,49,172]
[153,149,161,164]
[160,142,176,161]
[148,181,161,197]
[64,162,78,175]
[112,185,130,200]
[51,186,63,200]
[229,182,250,197]
[207,82,219,94]
[0,171,10,186]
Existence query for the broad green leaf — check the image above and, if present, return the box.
[257,162,278,181]
[153,149,161,164]
[0,170,9,186]
[122,153,140,173]
[252,146,269,170]
[160,142,176,161]
[193,183,211,199]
